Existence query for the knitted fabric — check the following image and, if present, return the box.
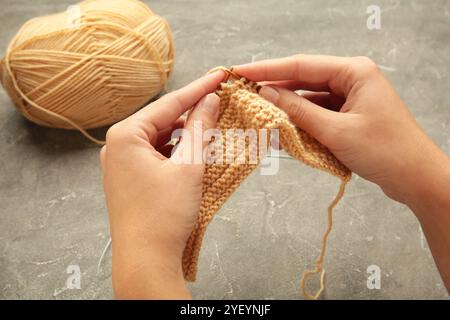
[182,76,351,298]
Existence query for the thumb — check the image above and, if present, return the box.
[172,93,220,165]
[259,86,341,142]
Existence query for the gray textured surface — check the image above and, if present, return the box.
[0,0,449,299]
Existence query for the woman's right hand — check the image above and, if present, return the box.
[235,55,450,292]
[234,55,448,205]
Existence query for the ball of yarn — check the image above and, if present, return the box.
[0,0,174,142]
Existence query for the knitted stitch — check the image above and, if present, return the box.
[182,74,351,299]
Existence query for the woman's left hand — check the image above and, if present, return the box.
[100,71,224,299]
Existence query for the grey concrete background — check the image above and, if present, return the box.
[0,0,449,299]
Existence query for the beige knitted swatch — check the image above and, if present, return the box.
[182,75,351,298]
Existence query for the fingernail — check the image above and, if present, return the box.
[259,86,280,104]
[198,93,220,115]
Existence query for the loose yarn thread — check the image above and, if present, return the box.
[0,0,175,144]
[300,178,349,300]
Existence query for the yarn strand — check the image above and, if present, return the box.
[300,178,349,300]
[207,66,240,82]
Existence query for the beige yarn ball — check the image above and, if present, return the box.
[0,0,174,143]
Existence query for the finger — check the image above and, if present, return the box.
[132,70,225,133]
[258,80,329,92]
[259,80,346,112]
[111,70,224,148]
[259,85,342,140]
[172,93,220,164]
[155,117,185,148]
[301,92,345,112]
[234,54,355,96]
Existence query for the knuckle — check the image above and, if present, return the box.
[324,114,363,147]
[352,56,379,76]
[287,98,308,124]
[320,118,347,147]
[105,122,131,146]
[291,54,303,77]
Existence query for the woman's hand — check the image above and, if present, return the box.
[234,55,450,292]
[100,71,224,299]
[235,55,447,204]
